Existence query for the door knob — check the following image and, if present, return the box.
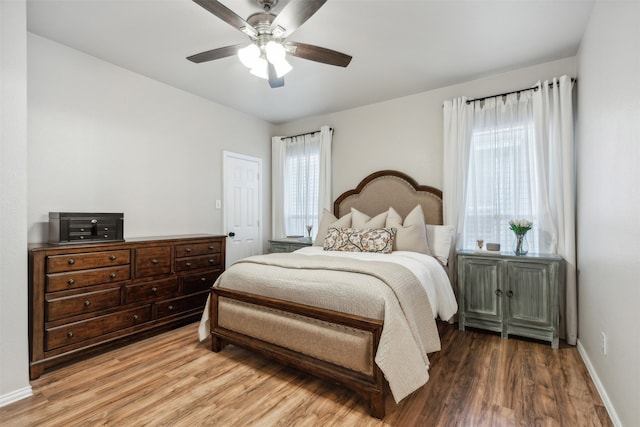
[228,232,235,237]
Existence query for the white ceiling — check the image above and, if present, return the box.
[26,0,594,124]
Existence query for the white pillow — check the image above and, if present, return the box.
[314,209,352,246]
[386,205,430,254]
[351,208,388,229]
[425,224,455,265]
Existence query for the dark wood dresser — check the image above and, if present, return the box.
[28,234,226,379]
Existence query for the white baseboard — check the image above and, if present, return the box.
[576,339,622,427]
[0,385,32,408]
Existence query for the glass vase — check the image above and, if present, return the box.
[513,234,529,256]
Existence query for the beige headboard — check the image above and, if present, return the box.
[333,170,443,224]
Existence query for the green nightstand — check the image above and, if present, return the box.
[268,238,313,253]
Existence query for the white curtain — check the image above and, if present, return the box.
[443,97,473,246]
[533,76,577,345]
[271,136,286,239]
[317,126,333,224]
[271,127,332,240]
[443,75,576,344]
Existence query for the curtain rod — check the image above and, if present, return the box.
[464,77,576,105]
[280,127,333,140]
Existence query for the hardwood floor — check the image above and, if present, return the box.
[1,322,612,426]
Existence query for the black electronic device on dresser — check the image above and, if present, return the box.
[49,212,124,244]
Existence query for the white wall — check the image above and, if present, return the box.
[275,57,577,198]
[0,0,31,406]
[576,2,640,425]
[28,34,274,245]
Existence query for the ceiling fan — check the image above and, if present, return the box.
[187,0,352,88]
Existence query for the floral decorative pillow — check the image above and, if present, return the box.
[323,227,396,254]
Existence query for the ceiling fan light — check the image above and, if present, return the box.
[272,58,292,78]
[238,44,260,68]
[249,57,269,80]
[265,41,286,63]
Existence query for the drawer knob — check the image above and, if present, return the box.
[133,314,139,321]
[80,228,85,232]
[200,277,207,282]
[91,219,98,224]
[208,245,214,250]
[209,259,214,263]
[109,255,117,260]
[151,259,159,265]
[185,248,192,253]
[68,259,75,265]
[104,227,109,231]
[67,279,75,285]
[110,273,117,279]
[104,234,109,238]
[506,290,514,297]
[168,305,174,311]
[495,289,502,296]
[84,300,91,307]
[152,287,158,293]
[67,332,74,338]
[185,262,192,268]
[80,236,84,240]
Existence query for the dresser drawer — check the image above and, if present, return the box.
[156,293,208,319]
[174,241,222,258]
[45,305,151,351]
[46,265,131,293]
[175,254,221,272]
[46,288,122,322]
[135,246,172,277]
[125,277,178,304]
[181,270,222,294]
[46,250,130,273]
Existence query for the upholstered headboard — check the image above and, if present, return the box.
[333,170,443,224]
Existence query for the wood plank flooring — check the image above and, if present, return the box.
[1,322,612,426]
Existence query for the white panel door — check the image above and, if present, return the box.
[223,151,262,267]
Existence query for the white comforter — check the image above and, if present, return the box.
[294,246,458,322]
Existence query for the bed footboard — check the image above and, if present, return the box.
[210,287,386,419]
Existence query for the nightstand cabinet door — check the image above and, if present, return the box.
[505,260,560,346]
[459,257,503,333]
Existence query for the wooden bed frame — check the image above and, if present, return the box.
[208,170,444,419]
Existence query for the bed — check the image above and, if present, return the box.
[198,170,458,418]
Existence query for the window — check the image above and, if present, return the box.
[462,94,540,252]
[272,126,332,241]
[283,140,320,236]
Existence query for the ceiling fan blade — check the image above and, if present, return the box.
[286,42,352,67]
[187,44,243,63]
[193,0,258,36]
[268,63,285,88]
[270,0,327,38]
